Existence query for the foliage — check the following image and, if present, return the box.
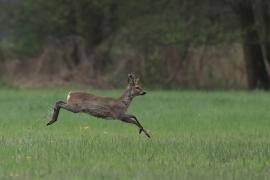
[0,0,240,57]
[0,0,117,56]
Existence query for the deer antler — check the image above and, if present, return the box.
[134,77,139,85]
[128,73,139,85]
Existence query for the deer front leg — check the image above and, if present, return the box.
[129,115,151,138]
[118,114,150,138]
[128,115,144,133]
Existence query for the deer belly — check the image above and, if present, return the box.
[82,105,116,120]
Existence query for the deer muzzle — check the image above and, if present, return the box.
[141,91,147,95]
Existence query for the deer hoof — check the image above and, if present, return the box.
[145,132,151,138]
[142,129,151,138]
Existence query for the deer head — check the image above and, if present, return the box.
[127,73,146,97]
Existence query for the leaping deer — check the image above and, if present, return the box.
[47,73,151,138]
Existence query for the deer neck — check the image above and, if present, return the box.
[119,87,133,108]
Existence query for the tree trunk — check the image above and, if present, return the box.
[233,1,270,89]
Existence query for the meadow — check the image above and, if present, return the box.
[1,88,270,179]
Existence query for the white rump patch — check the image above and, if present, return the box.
[67,91,71,102]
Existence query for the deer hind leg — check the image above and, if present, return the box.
[47,101,80,126]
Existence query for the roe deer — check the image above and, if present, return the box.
[47,73,151,138]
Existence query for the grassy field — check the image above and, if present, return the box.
[1,88,270,179]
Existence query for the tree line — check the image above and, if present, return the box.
[0,0,269,89]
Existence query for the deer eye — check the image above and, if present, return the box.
[135,87,140,90]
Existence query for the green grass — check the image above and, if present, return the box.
[1,88,270,179]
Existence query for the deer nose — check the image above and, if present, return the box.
[141,91,147,95]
